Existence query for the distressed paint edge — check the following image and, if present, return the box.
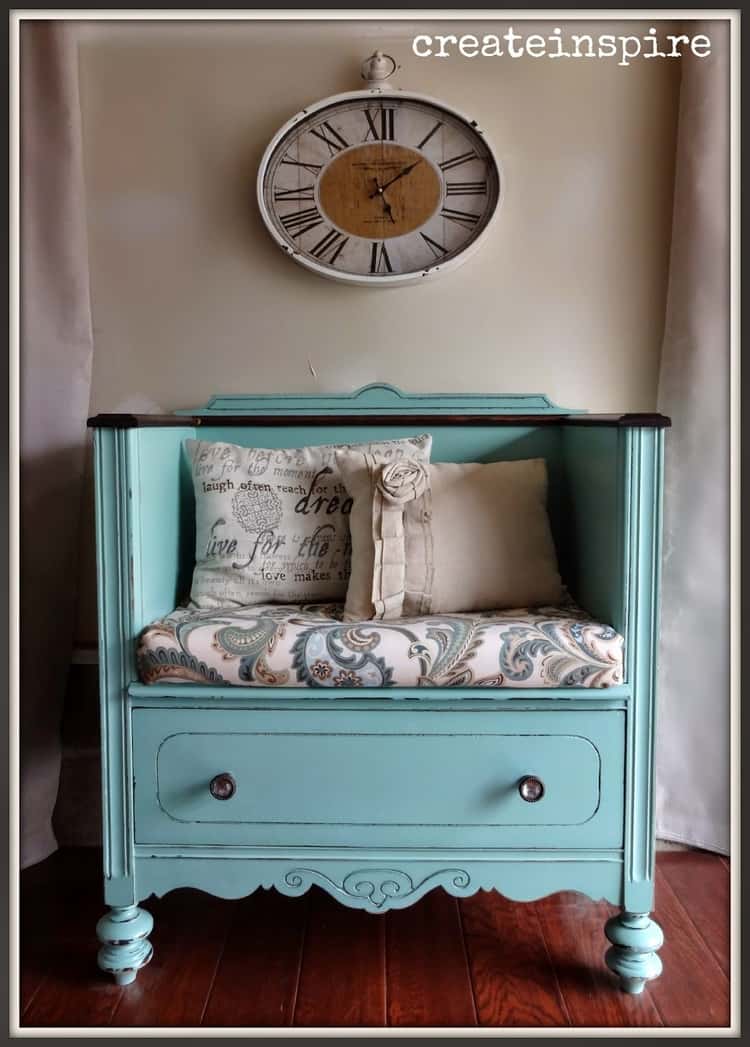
[126,682,632,703]
[134,844,624,861]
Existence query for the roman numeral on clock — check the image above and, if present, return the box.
[416,121,443,150]
[309,229,349,264]
[420,232,448,258]
[309,122,349,155]
[280,155,322,176]
[370,242,393,274]
[440,207,480,228]
[279,206,324,237]
[274,186,315,202]
[445,181,487,196]
[438,151,477,172]
[363,108,395,142]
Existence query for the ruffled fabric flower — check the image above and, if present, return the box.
[376,459,429,506]
[370,458,434,620]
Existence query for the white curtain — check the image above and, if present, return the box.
[655,21,730,853]
[20,21,94,868]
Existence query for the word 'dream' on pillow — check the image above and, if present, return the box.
[185,434,432,608]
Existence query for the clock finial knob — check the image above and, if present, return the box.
[361,50,398,90]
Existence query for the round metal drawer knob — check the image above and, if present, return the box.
[518,775,545,803]
[209,773,237,801]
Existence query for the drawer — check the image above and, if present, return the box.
[132,708,624,850]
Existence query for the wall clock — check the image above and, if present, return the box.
[256,52,502,287]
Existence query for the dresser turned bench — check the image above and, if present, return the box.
[88,385,669,995]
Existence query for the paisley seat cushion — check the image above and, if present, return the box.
[137,602,624,689]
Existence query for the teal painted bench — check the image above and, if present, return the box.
[88,385,669,995]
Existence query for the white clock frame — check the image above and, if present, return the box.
[256,88,504,288]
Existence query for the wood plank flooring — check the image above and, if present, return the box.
[19,848,731,1030]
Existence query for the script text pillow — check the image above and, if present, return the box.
[336,455,563,620]
[186,434,431,608]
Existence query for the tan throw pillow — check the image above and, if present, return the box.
[336,455,563,620]
[186,433,431,608]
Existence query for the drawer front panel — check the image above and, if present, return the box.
[133,708,625,849]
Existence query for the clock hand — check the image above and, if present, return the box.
[369,159,422,197]
[371,178,396,223]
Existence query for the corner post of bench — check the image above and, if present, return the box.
[615,424,665,986]
[93,427,143,913]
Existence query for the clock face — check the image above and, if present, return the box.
[257,91,501,286]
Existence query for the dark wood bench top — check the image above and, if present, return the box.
[87,412,671,429]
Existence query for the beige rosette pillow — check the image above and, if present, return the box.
[336,454,563,620]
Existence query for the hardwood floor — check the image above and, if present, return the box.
[19,849,731,1029]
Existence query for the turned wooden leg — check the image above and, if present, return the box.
[604,910,664,994]
[96,905,154,985]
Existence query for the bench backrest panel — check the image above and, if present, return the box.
[131,421,620,634]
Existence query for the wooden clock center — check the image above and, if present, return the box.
[317,143,442,240]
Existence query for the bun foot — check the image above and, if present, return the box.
[96,905,153,986]
[604,911,663,994]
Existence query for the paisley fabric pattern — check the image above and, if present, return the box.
[137,602,624,689]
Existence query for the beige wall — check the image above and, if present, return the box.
[73,18,680,642]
